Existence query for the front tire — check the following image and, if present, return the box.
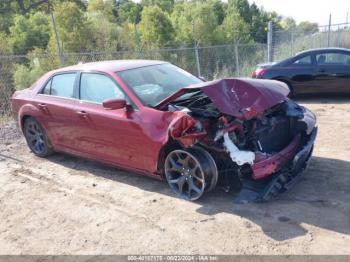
[23,117,54,157]
[164,147,218,201]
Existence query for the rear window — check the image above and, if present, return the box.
[42,79,52,95]
[41,73,77,98]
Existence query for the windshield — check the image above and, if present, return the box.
[117,63,202,107]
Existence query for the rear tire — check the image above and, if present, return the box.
[23,117,54,157]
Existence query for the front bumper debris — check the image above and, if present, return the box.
[234,127,317,204]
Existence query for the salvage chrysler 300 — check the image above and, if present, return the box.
[12,60,317,203]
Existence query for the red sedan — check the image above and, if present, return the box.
[12,60,317,203]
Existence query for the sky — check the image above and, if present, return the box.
[248,0,350,25]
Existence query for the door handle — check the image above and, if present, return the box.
[38,103,47,108]
[77,110,88,117]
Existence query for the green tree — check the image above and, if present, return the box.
[297,21,319,35]
[0,33,15,114]
[0,0,16,33]
[14,47,60,90]
[219,2,251,43]
[87,0,115,22]
[141,0,174,13]
[139,6,174,49]
[228,0,282,43]
[8,12,50,55]
[48,1,92,53]
[115,0,142,23]
[280,17,297,30]
[211,0,225,25]
[171,2,221,46]
[87,12,122,52]
[12,0,87,15]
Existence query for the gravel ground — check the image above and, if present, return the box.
[0,96,349,255]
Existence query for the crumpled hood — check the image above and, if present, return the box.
[157,78,289,120]
[198,78,289,119]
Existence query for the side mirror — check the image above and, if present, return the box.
[102,98,127,110]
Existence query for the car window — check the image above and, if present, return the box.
[80,73,125,103]
[316,52,350,65]
[42,79,52,95]
[50,73,76,98]
[117,64,202,107]
[293,55,312,65]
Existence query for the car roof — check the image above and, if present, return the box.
[296,47,350,56]
[52,59,168,73]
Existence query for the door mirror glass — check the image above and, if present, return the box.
[102,98,127,110]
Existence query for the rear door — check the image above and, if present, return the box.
[314,51,350,93]
[35,72,81,151]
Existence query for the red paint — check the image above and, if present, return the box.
[11,60,314,183]
[102,98,127,110]
[157,78,290,120]
[12,61,185,178]
[252,134,301,179]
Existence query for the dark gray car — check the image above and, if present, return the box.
[252,48,350,96]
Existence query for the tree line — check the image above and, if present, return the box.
[0,0,319,56]
[0,0,319,94]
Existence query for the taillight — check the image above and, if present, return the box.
[252,68,266,78]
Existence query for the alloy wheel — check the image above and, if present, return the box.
[24,119,47,155]
[165,149,206,200]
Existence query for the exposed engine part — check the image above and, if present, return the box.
[222,132,255,166]
[165,90,316,203]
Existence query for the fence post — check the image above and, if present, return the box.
[194,43,201,77]
[49,3,64,66]
[291,29,294,55]
[233,39,240,76]
[267,21,273,62]
[327,13,332,47]
[133,17,143,59]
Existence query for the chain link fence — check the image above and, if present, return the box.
[271,22,350,62]
[0,43,267,127]
[3,21,350,128]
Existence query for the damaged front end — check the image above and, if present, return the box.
[158,78,317,203]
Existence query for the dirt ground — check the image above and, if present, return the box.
[0,96,350,255]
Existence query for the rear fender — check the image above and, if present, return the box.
[18,104,42,132]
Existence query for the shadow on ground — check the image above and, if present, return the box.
[45,152,350,242]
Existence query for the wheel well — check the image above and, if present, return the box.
[21,115,32,130]
[157,139,182,178]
